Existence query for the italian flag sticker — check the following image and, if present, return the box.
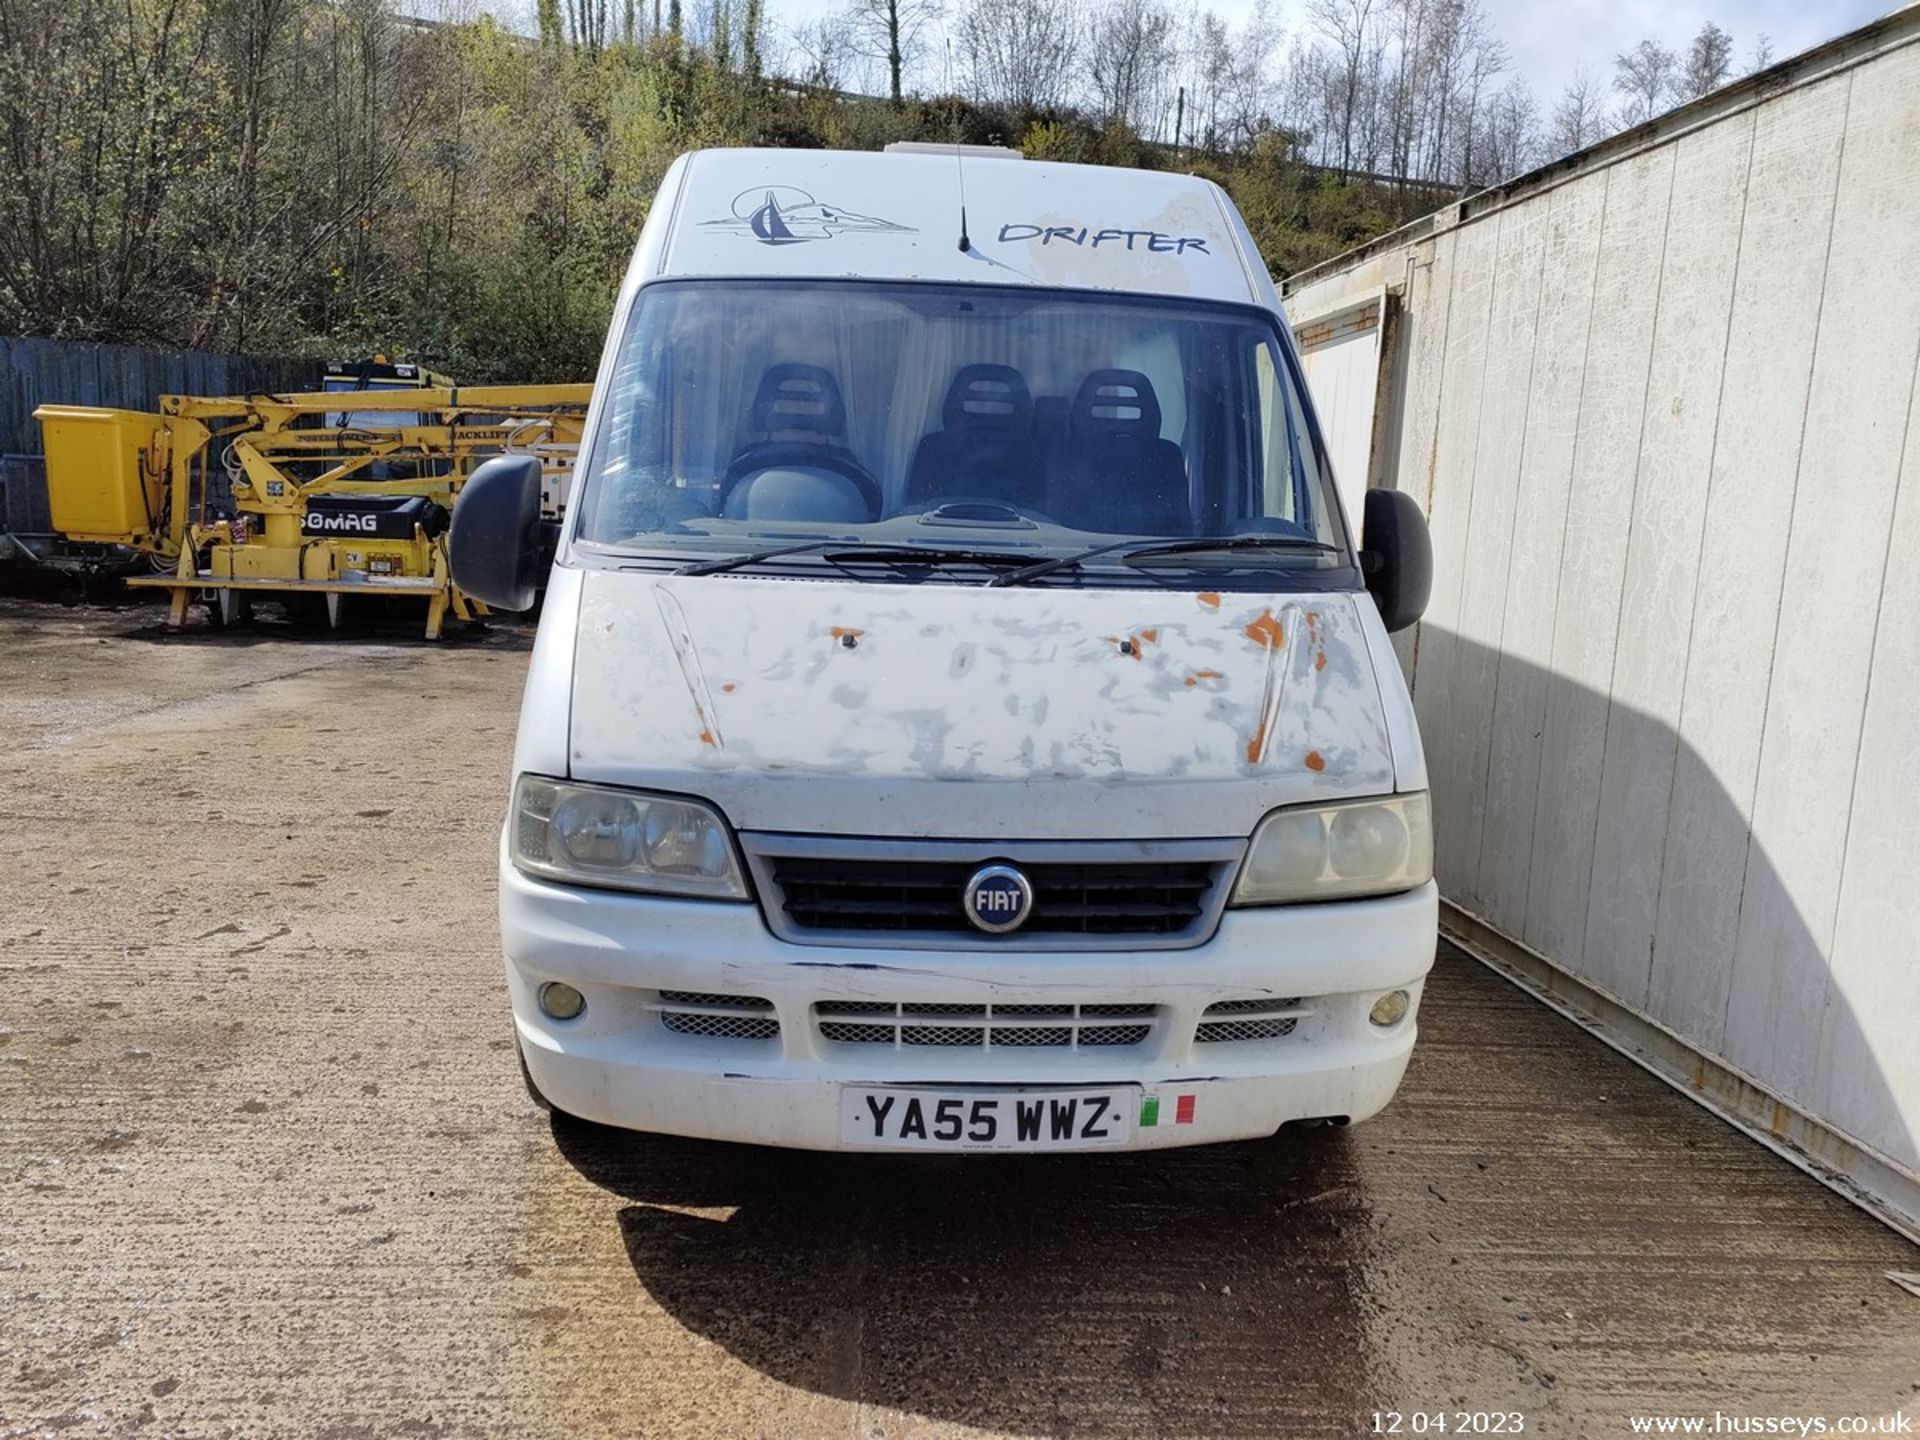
[1140,1094,1196,1127]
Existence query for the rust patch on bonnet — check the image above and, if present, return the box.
[699,730,717,747]
[1245,610,1286,649]
[1107,630,1160,660]
[1243,602,1304,768]
[720,682,738,693]
[1305,750,1326,772]
[1306,611,1328,671]
[1184,669,1225,688]
[1198,592,1221,609]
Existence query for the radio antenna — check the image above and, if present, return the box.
[956,151,972,253]
[947,38,971,252]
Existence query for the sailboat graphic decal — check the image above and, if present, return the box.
[750,192,799,243]
[705,186,913,245]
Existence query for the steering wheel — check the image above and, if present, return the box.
[718,442,882,519]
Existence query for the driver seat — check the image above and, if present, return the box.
[903,365,1041,510]
[720,363,880,519]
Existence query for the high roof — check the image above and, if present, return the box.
[650,148,1272,308]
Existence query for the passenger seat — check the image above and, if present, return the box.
[1051,370,1190,535]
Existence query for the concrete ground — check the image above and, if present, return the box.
[1,596,1915,1439]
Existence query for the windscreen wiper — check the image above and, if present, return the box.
[677,540,1035,578]
[987,534,1341,588]
[675,539,852,576]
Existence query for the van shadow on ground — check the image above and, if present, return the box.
[553,1116,1378,1437]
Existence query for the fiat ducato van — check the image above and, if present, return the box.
[449,145,1436,1153]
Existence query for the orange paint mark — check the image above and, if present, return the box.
[1305,750,1326,772]
[1244,609,1286,649]
[829,626,864,640]
[721,682,737,693]
[1198,592,1221,609]
[1138,628,1158,644]
[1246,730,1269,765]
[1183,668,1225,687]
[1314,651,1326,671]
[698,730,716,747]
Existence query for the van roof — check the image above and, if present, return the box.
[653,148,1271,307]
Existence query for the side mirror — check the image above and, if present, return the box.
[449,455,543,611]
[1360,487,1432,633]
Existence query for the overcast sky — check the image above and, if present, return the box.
[1481,0,1886,101]
[483,0,1893,108]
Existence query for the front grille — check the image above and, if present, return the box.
[655,991,779,1042]
[816,1000,1158,1050]
[768,856,1220,937]
[1195,997,1305,1044]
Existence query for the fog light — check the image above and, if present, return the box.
[1369,989,1410,1028]
[538,982,586,1021]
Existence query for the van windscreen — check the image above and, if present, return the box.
[573,280,1351,585]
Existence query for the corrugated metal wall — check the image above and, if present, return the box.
[1285,15,1920,1229]
[0,337,310,535]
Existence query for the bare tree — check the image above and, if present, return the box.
[1747,32,1774,74]
[848,0,943,104]
[1179,9,1233,148]
[1453,21,1506,186]
[1549,67,1607,155]
[1377,0,1425,179]
[1476,73,1537,181]
[1415,0,1500,187]
[1677,20,1733,101]
[959,0,1079,109]
[1613,37,1674,128]
[1272,34,1321,159]
[1087,0,1177,134]
[567,0,611,50]
[1310,0,1375,173]
[785,10,857,88]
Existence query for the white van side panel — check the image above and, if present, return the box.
[510,564,584,782]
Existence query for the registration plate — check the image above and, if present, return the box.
[840,1085,1137,1151]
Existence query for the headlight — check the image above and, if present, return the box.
[1233,792,1432,905]
[510,775,749,900]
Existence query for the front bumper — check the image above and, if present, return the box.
[502,862,1438,1151]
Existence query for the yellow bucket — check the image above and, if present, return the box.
[33,405,166,544]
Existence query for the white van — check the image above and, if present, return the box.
[450,146,1436,1153]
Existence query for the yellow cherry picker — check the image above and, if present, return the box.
[34,377,590,638]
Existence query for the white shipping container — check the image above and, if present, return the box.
[1284,8,1920,1240]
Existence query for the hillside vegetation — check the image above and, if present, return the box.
[1,0,1759,381]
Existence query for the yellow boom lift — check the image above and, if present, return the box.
[34,383,590,638]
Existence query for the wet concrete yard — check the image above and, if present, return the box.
[1,599,1914,1438]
